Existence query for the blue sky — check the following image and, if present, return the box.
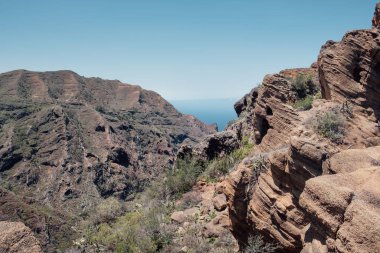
[0,1,377,100]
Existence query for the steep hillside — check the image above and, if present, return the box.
[0,70,215,251]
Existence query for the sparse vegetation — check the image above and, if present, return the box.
[315,91,322,99]
[13,125,37,159]
[311,109,345,143]
[340,100,353,118]
[167,137,254,196]
[78,136,255,252]
[95,105,106,113]
[17,81,31,99]
[203,137,254,182]
[80,187,176,253]
[244,235,280,253]
[166,157,205,197]
[88,197,126,225]
[47,84,63,99]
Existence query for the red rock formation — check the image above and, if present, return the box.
[186,5,380,252]
[318,28,380,119]
[300,146,380,253]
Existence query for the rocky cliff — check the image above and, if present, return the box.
[177,4,380,253]
[0,70,215,251]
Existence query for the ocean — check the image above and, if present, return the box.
[170,98,238,131]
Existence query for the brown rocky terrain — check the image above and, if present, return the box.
[0,221,43,253]
[2,4,380,253]
[0,70,215,251]
[173,4,380,253]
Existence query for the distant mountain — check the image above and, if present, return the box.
[170,98,238,131]
[0,69,216,251]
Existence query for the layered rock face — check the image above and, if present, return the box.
[231,68,316,151]
[318,28,380,124]
[300,146,380,253]
[180,5,380,253]
[0,70,215,250]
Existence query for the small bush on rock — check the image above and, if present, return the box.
[244,234,280,253]
[290,74,320,111]
[311,109,345,143]
[291,95,314,110]
[291,73,318,99]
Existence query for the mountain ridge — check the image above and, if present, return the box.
[0,69,216,251]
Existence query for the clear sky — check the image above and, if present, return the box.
[0,1,377,100]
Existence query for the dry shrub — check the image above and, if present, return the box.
[311,108,345,143]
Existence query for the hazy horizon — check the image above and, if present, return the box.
[1,1,378,100]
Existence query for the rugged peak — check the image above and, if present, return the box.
[373,2,380,27]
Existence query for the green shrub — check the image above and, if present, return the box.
[312,110,345,143]
[289,74,320,111]
[166,157,205,196]
[203,137,254,181]
[291,95,314,111]
[291,73,318,99]
[87,211,155,253]
[203,155,234,181]
[233,137,254,160]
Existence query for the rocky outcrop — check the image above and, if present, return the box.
[0,186,75,251]
[318,26,380,122]
[230,68,317,151]
[188,5,380,253]
[178,130,240,161]
[373,3,380,27]
[222,137,329,252]
[300,147,380,253]
[0,221,43,253]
